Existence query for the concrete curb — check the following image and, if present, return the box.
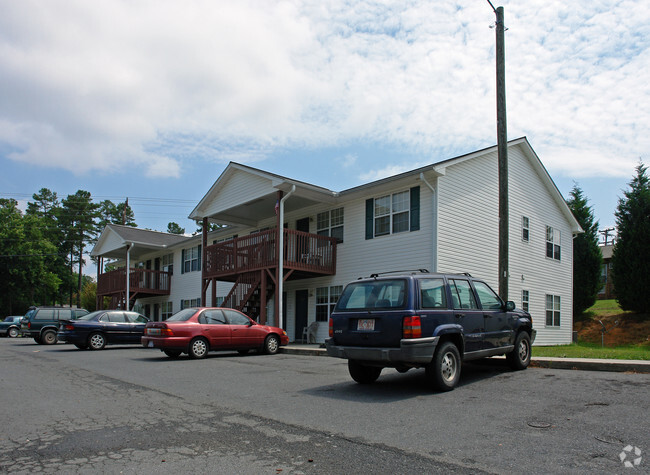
[280,345,650,373]
[530,357,650,373]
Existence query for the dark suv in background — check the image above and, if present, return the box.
[326,271,536,391]
[21,306,89,345]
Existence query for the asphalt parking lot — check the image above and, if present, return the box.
[1,338,648,474]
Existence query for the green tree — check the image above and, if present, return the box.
[80,279,97,312]
[26,188,68,305]
[60,191,101,308]
[98,199,136,229]
[167,222,185,234]
[0,199,61,315]
[566,185,602,314]
[611,163,650,313]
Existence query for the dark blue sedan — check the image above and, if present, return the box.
[57,310,149,350]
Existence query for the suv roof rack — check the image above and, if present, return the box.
[365,269,430,279]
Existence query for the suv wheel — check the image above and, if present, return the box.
[427,341,461,391]
[348,360,382,384]
[506,332,531,370]
[41,330,57,345]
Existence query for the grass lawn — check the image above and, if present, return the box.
[533,342,650,360]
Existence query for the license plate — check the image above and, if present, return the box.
[148,341,154,347]
[357,319,375,331]
[146,328,161,336]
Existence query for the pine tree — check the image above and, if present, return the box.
[566,185,602,314]
[611,163,650,313]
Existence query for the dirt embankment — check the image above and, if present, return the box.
[574,313,650,346]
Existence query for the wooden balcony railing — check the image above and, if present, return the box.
[204,228,336,280]
[97,268,172,296]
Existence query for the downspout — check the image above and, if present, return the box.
[126,243,134,310]
[277,185,296,330]
[419,173,438,273]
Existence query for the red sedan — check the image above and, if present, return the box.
[141,307,289,359]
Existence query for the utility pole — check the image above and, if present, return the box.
[488,2,509,301]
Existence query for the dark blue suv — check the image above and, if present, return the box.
[325,271,536,391]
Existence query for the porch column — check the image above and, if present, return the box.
[96,257,102,310]
[201,217,208,306]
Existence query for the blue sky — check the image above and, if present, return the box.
[1,0,648,238]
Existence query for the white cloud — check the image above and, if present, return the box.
[0,0,648,181]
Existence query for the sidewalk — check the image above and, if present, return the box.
[279,344,650,373]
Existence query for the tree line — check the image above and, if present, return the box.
[0,189,136,315]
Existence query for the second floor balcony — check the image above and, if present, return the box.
[97,268,172,298]
[203,228,337,281]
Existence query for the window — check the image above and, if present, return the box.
[180,298,201,310]
[522,217,530,242]
[366,187,419,239]
[449,280,478,309]
[337,279,406,311]
[522,290,530,312]
[161,253,173,274]
[420,278,447,308]
[545,294,561,327]
[316,286,342,321]
[223,309,250,325]
[546,226,561,260]
[182,245,201,273]
[161,302,173,320]
[473,281,502,310]
[374,191,410,236]
[199,309,227,325]
[317,208,344,243]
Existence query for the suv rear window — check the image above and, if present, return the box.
[336,279,406,311]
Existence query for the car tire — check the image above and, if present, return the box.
[34,337,43,344]
[88,332,106,351]
[164,349,182,358]
[74,343,88,350]
[507,332,531,370]
[188,338,209,359]
[263,335,280,355]
[42,330,57,345]
[8,327,19,338]
[427,341,461,391]
[348,360,382,384]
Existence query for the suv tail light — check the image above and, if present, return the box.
[403,316,422,339]
[328,318,333,337]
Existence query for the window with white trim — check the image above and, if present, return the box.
[522,217,530,242]
[522,290,530,312]
[545,294,561,327]
[180,298,201,310]
[182,245,201,273]
[546,226,561,260]
[374,191,409,237]
[317,208,344,243]
[316,285,343,322]
[161,253,173,274]
[161,301,173,320]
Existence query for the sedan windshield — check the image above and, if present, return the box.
[166,308,199,322]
